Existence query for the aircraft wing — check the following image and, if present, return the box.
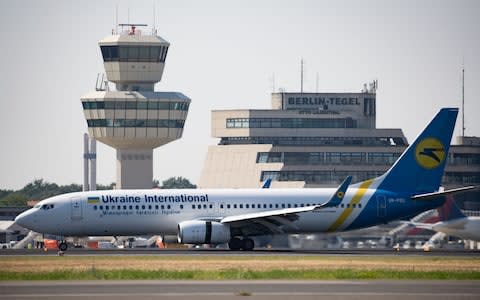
[411,186,478,200]
[219,176,352,235]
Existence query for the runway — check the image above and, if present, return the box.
[1,280,479,299]
[1,247,478,256]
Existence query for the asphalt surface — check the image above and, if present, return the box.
[0,280,478,299]
[1,247,479,256]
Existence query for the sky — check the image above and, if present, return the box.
[0,0,479,189]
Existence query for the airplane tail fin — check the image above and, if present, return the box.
[375,108,458,194]
[437,196,466,221]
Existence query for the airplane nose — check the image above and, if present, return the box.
[14,209,36,230]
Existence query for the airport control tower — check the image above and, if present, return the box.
[81,24,191,189]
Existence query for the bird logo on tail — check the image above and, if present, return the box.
[415,138,445,169]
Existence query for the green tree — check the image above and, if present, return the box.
[0,189,12,199]
[97,182,116,190]
[159,177,196,189]
[0,192,29,207]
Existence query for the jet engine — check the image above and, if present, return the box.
[177,220,231,244]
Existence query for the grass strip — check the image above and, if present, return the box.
[1,268,479,280]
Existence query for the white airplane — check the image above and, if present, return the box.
[15,108,476,251]
[405,197,480,241]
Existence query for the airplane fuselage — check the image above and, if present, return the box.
[18,187,442,237]
[432,217,480,241]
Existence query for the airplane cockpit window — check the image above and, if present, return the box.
[41,204,55,210]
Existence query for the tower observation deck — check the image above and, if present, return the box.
[81,24,191,189]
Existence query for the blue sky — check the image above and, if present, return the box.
[0,0,479,189]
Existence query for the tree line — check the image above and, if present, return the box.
[0,177,196,207]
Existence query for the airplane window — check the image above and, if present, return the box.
[294,204,297,208]
[209,204,213,209]
[148,205,152,210]
[234,204,237,209]
[347,204,350,208]
[246,204,249,209]
[168,205,171,209]
[135,205,139,210]
[275,204,279,208]
[192,205,195,209]
[180,205,183,209]
[352,204,356,208]
[281,204,285,208]
[341,204,344,208]
[239,204,243,209]
[142,205,145,210]
[252,204,256,209]
[117,205,121,210]
[161,205,165,210]
[300,204,304,207]
[93,205,97,210]
[358,204,362,208]
[123,205,127,210]
[288,204,291,208]
[129,205,133,210]
[100,205,103,210]
[263,204,267,208]
[203,204,206,209]
[220,204,224,209]
[227,204,231,209]
[112,206,116,210]
[105,206,109,210]
[269,204,273,208]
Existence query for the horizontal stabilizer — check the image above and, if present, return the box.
[315,176,352,209]
[411,186,478,201]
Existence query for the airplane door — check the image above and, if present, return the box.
[377,195,386,218]
[71,198,83,221]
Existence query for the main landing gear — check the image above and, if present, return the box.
[228,237,254,251]
[57,241,68,252]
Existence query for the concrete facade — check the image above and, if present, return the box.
[199,89,480,196]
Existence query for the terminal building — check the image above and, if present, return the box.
[81,24,191,189]
[199,83,480,208]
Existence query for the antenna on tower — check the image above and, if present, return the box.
[300,58,304,93]
[153,1,156,34]
[462,62,465,137]
[115,4,118,34]
[271,73,276,93]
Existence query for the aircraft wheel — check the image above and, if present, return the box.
[241,238,254,251]
[228,237,242,250]
[58,242,68,252]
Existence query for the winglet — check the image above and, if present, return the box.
[315,176,352,209]
[262,178,272,189]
